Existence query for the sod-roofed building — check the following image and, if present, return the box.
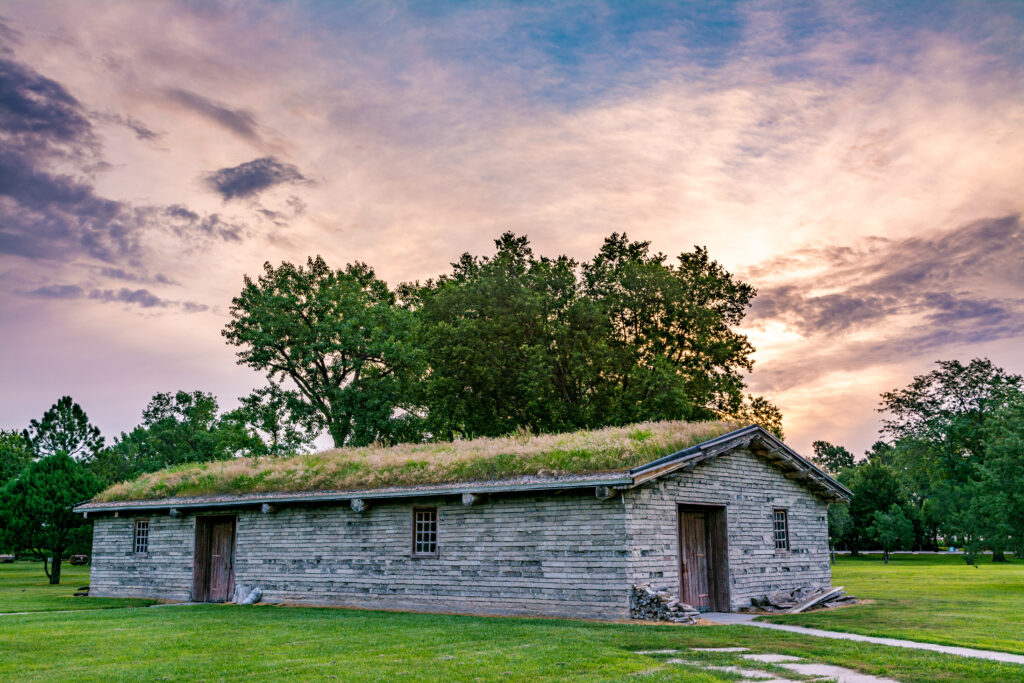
[75,422,850,619]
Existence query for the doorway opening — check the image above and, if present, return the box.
[677,505,729,612]
[192,516,236,603]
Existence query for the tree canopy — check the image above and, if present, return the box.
[0,453,100,583]
[404,233,772,440]
[0,430,32,487]
[811,440,854,474]
[827,358,1024,563]
[23,396,104,460]
[223,256,422,447]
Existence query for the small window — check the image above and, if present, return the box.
[133,519,150,555]
[773,509,789,551]
[412,508,438,557]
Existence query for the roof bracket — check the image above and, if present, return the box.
[595,485,616,500]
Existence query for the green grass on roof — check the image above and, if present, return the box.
[95,420,741,502]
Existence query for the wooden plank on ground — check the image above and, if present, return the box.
[787,586,844,614]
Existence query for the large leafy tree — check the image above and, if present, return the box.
[0,453,100,583]
[403,234,610,439]
[879,358,1023,560]
[23,396,104,460]
[224,257,422,447]
[0,430,32,486]
[582,235,757,420]
[406,233,769,439]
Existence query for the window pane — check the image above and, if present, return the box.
[413,509,437,555]
[134,520,149,554]
[773,510,789,550]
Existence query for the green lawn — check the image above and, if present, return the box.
[765,554,1024,654]
[0,563,156,613]
[4,603,1024,682]
[1,563,1023,682]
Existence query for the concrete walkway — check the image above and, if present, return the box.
[702,613,1024,666]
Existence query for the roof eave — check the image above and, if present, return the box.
[628,424,852,502]
[73,474,635,514]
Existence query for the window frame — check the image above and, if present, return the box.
[133,518,150,556]
[773,508,790,552]
[411,507,438,558]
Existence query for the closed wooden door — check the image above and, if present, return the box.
[679,510,711,611]
[192,517,235,603]
[208,520,235,602]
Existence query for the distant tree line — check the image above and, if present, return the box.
[816,359,1024,564]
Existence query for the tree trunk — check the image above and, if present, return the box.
[992,548,1007,563]
[49,549,61,585]
[328,420,348,448]
[883,548,889,564]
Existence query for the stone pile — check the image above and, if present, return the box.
[751,586,857,613]
[630,584,701,624]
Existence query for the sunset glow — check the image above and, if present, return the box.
[2,1,1022,454]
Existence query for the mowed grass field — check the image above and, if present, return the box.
[766,554,1024,655]
[1,564,1023,681]
[0,563,155,613]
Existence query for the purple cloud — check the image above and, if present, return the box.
[203,156,306,201]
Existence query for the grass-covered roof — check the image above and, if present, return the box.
[95,420,740,502]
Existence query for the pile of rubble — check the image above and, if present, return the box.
[750,585,857,613]
[630,584,701,624]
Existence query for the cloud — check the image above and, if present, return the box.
[27,282,208,312]
[28,283,84,299]
[0,48,254,265]
[0,50,147,263]
[28,283,165,307]
[748,215,1023,340]
[163,87,260,142]
[162,205,244,241]
[98,267,178,286]
[203,156,305,201]
[101,112,159,141]
[0,149,142,262]
[0,53,95,152]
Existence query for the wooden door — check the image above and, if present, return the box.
[679,510,711,611]
[192,517,235,603]
[208,519,235,602]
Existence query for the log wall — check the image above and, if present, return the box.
[89,491,630,618]
[624,447,832,611]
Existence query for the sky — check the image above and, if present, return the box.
[1,1,1022,456]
